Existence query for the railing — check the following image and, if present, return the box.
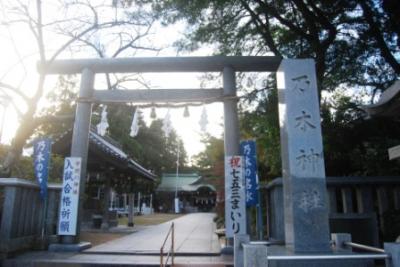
[243,240,391,266]
[160,222,175,267]
[263,176,400,243]
[267,254,389,261]
[344,241,390,267]
[344,241,386,254]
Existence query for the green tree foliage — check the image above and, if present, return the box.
[321,92,400,176]
[105,106,187,176]
[0,144,65,182]
[192,134,224,171]
[241,84,400,179]
[25,74,188,186]
[240,78,282,180]
[136,0,399,97]
[37,76,78,136]
[39,76,187,177]
[137,0,400,179]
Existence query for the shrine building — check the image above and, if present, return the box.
[52,126,156,228]
[156,173,216,213]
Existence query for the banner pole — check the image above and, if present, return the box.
[256,181,263,240]
[42,195,48,240]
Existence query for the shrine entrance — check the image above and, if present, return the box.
[41,56,331,254]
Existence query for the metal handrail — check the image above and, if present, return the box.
[248,240,390,265]
[249,240,285,246]
[344,241,386,254]
[160,222,175,267]
[268,254,389,260]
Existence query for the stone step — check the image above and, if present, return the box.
[2,253,232,267]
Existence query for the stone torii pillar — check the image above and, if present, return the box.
[223,67,240,157]
[61,68,94,245]
[222,66,244,253]
[277,59,330,252]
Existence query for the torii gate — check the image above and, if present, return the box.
[41,56,330,253]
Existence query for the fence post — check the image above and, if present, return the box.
[384,243,400,267]
[243,243,268,267]
[172,222,175,266]
[234,234,250,267]
[331,233,352,252]
[0,186,20,242]
[160,247,163,267]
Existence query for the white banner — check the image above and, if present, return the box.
[58,157,82,235]
[225,156,246,237]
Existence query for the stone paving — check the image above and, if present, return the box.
[86,212,220,254]
[3,251,232,266]
[2,213,227,266]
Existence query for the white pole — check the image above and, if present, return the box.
[175,142,180,213]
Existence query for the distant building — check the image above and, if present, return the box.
[156,173,216,213]
[52,126,156,228]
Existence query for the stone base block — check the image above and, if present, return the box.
[288,178,331,252]
[266,245,374,267]
[48,242,91,252]
[384,242,400,267]
[220,246,233,255]
[47,235,60,244]
[268,258,373,267]
[243,244,268,267]
[234,235,250,267]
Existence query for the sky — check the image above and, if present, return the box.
[0,1,224,160]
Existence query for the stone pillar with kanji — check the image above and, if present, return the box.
[277,59,330,252]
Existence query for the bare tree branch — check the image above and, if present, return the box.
[358,0,400,74]
[239,0,282,57]
[0,82,29,102]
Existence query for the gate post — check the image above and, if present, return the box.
[223,66,240,156]
[61,68,94,244]
[222,66,242,253]
[276,59,330,252]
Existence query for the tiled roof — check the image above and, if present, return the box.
[363,80,400,117]
[157,173,215,192]
[51,127,156,182]
[89,130,128,161]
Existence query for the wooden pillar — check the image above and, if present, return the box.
[0,186,20,241]
[328,187,337,214]
[377,187,389,234]
[123,193,127,211]
[46,189,59,235]
[128,193,134,227]
[17,187,29,237]
[356,187,373,213]
[101,179,111,230]
[341,188,353,213]
[137,192,141,213]
[393,187,400,210]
